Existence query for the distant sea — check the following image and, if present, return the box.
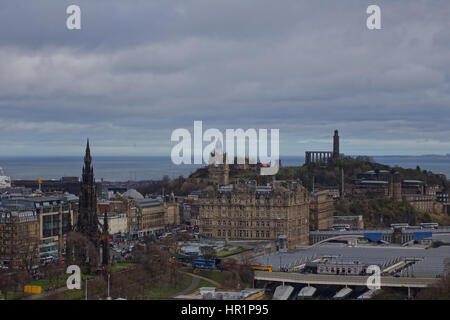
[0,155,449,182]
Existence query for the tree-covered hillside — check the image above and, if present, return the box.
[276,156,449,192]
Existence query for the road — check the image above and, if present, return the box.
[170,271,222,298]
[171,276,200,297]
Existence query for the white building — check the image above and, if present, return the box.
[99,213,128,235]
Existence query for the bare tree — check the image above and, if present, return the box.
[17,234,40,276]
[66,231,99,274]
[416,274,450,300]
[86,276,107,300]
[0,268,29,299]
[0,270,16,299]
[223,271,240,289]
[41,264,64,291]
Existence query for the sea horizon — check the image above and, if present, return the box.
[0,154,449,182]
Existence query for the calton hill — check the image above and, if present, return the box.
[136,156,450,228]
[279,156,450,227]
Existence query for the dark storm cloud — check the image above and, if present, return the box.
[0,0,449,156]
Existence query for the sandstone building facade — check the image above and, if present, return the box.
[198,181,310,249]
[0,207,39,267]
[128,197,179,238]
[309,190,334,231]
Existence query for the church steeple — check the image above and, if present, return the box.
[82,139,94,185]
[85,139,92,164]
[76,139,99,239]
[72,140,102,273]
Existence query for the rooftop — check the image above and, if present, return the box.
[135,198,161,209]
[360,180,388,185]
[364,170,391,174]
[403,180,425,184]
[175,288,263,300]
[122,189,144,200]
[255,242,450,276]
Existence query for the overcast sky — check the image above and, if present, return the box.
[0,0,449,157]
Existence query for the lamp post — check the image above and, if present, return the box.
[279,255,282,271]
[107,273,111,300]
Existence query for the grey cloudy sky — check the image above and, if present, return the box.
[0,0,449,157]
